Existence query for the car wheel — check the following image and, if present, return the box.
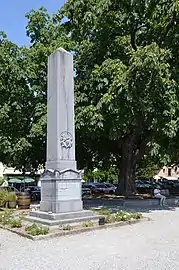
[109,190,114,195]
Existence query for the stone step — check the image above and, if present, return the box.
[25,214,102,226]
[30,209,97,220]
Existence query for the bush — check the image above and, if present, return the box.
[10,218,22,228]
[82,221,94,227]
[7,192,17,202]
[0,177,5,186]
[0,210,13,225]
[131,213,143,220]
[114,211,131,222]
[96,209,112,215]
[95,209,143,224]
[25,223,49,236]
[62,224,73,231]
[0,190,9,207]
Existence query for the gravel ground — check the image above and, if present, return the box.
[1,208,179,270]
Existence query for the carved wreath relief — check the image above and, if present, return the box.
[60,131,73,149]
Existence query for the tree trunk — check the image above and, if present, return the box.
[116,136,137,195]
[115,125,150,195]
[119,156,136,195]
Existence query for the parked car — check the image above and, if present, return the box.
[22,186,41,201]
[82,185,91,197]
[135,180,151,189]
[82,184,96,193]
[0,186,19,195]
[93,183,116,194]
[103,183,117,193]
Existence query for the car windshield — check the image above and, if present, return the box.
[83,184,93,188]
[95,184,107,188]
[34,187,41,191]
[104,183,114,188]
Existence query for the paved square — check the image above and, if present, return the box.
[1,209,179,270]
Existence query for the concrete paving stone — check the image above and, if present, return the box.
[1,208,179,270]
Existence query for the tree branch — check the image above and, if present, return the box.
[159,11,177,46]
[133,130,153,165]
[130,21,137,51]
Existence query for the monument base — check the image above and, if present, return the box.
[39,168,83,213]
[26,169,103,226]
[26,210,102,226]
[40,199,83,213]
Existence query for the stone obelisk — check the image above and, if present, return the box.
[28,48,100,225]
[46,48,76,171]
[39,48,82,214]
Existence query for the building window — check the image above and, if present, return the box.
[163,168,165,173]
[168,168,171,176]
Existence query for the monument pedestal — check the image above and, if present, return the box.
[27,169,101,226]
[39,169,83,213]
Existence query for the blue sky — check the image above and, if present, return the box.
[0,0,65,45]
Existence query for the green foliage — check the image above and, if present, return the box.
[10,218,22,228]
[0,177,5,186]
[92,208,142,223]
[83,167,118,182]
[25,223,49,236]
[60,0,179,194]
[0,210,12,225]
[0,210,22,227]
[0,8,73,172]
[96,209,112,216]
[1,1,179,195]
[6,192,17,202]
[82,221,94,228]
[105,210,142,223]
[136,158,160,179]
[0,190,9,207]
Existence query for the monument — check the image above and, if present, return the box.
[28,48,100,225]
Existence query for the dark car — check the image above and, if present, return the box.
[83,183,116,194]
[93,183,114,194]
[22,186,41,201]
[82,184,96,193]
[103,183,117,193]
[82,185,91,197]
[135,180,151,189]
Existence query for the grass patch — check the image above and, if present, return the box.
[25,223,49,236]
[0,210,22,228]
[93,208,143,224]
[82,221,94,228]
[0,209,13,225]
[10,218,22,228]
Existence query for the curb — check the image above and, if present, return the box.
[0,217,149,241]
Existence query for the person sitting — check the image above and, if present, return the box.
[153,186,167,206]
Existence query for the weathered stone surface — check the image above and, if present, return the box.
[39,169,83,213]
[28,48,97,224]
[46,48,76,171]
[28,210,102,226]
[39,48,84,215]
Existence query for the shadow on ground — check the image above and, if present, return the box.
[84,204,179,214]
[31,200,179,214]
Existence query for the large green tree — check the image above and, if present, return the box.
[0,33,35,172]
[1,2,179,195]
[58,0,179,194]
[0,8,72,172]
